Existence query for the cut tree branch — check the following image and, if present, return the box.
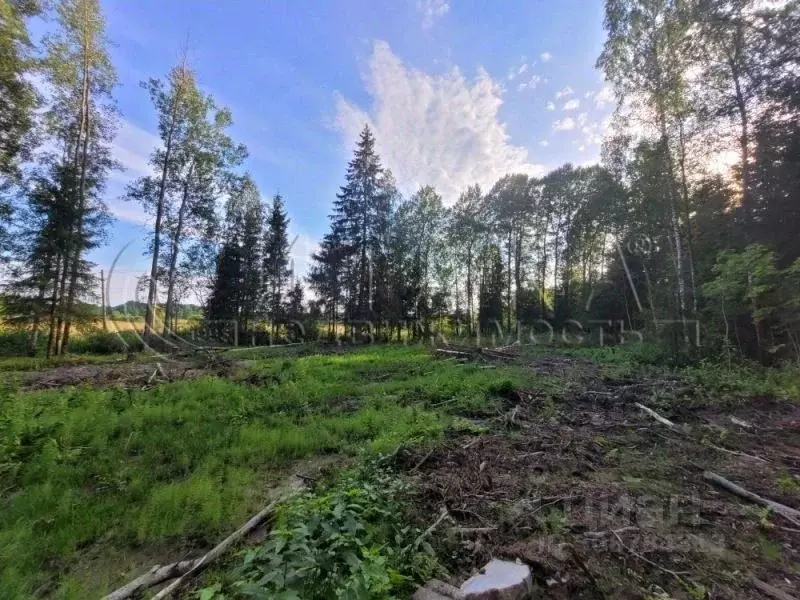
[102,560,198,600]
[150,498,282,599]
[703,471,800,527]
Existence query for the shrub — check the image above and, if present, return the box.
[214,464,438,600]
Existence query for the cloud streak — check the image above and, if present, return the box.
[417,0,450,29]
[334,41,545,204]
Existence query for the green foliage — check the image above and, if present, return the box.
[682,360,800,401]
[777,472,799,495]
[535,508,569,535]
[0,329,143,358]
[0,345,539,598]
[703,245,779,323]
[215,464,437,599]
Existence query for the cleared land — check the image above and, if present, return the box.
[0,343,798,599]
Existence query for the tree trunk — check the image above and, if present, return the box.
[729,44,751,238]
[162,164,193,337]
[46,253,63,358]
[653,50,689,345]
[61,86,92,354]
[28,282,47,356]
[466,245,473,336]
[100,269,107,332]
[676,118,698,316]
[145,70,185,338]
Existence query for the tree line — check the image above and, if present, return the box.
[1,0,799,363]
[0,0,299,354]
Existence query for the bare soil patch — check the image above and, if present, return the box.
[15,355,241,390]
[401,361,800,599]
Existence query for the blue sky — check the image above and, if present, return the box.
[62,0,615,304]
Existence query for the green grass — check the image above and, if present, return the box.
[0,352,140,372]
[0,344,539,599]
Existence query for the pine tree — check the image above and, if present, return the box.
[30,0,118,355]
[206,178,262,342]
[238,177,263,335]
[263,193,291,336]
[330,125,390,323]
[309,231,346,339]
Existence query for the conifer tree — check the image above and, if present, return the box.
[263,193,292,335]
[31,0,118,355]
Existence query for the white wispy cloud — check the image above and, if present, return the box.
[553,117,576,131]
[540,52,552,62]
[546,101,556,111]
[417,0,450,29]
[540,140,549,147]
[556,86,574,99]
[105,119,162,226]
[517,74,542,92]
[595,85,615,108]
[563,99,580,111]
[287,232,319,279]
[109,119,160,184]
[334,41,546,205]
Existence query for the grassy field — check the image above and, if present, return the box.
[0,344,540,599]
[2,342,799,599]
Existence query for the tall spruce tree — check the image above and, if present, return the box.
[330,125,390,324]
[263,193,291,336]
[206,177,262,341]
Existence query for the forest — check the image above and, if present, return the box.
[1,1,799,365]
[1,1,800,599]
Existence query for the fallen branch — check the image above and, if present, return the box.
[634,403,678,429]
[750,577,799,600]
[435,349,472,358]
[412,507,450,551]
[151,498,282,599]
[583,526,640,539]
[102,560,198,600]
[411,449,435,472]
[703,471,800,527]
[730,416,754,430]
[704,443,768,464]
[610,529,690,579]
[146,362,167,385]
[451,526,498,535]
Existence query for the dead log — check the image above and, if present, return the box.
[634,403,678,429]
[151,498,282,599]
[750,577,799,600]
[730,416,754,430]
[102,560,198,600]
[703,471,800,527]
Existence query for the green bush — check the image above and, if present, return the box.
[66,331,144,355]
[0,331,37,357]
[0,329,144,357]
[214,464,438,600]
